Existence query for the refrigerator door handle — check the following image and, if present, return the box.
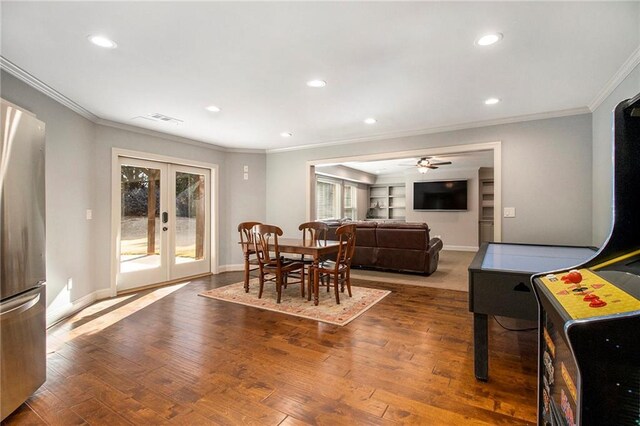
[0,289,41,319]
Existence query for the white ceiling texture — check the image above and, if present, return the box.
[1,2,638,151]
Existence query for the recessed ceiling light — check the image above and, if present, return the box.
[476,33,503,46]
[205,105,221,113]
[306,79,327,88]
[88,35,117,49]
[280,132,293,138]
[484,98,501,105]
[364,118,377,124]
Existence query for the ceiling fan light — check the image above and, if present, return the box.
[418,167,429,174]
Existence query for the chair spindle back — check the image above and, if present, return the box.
[253,224,283,265]
[238,221,261,254]
[299,221,329,246]
[335,224,356,267]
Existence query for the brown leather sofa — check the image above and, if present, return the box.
[324,221,443,275]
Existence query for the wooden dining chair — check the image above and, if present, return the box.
[253,224,305,303]
[238,221,261,293]
[310,224,356,304]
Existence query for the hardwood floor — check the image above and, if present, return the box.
[3,272,538,425]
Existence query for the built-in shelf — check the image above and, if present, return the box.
[367,183,406,221]
[479,177,494,243]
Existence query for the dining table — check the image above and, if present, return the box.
[241,238,342,305]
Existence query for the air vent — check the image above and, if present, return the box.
[132,113,184,125]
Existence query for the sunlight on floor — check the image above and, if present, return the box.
[48,282,189,352]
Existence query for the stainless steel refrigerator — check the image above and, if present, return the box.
[0,99,46,420]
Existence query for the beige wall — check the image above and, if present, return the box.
[267,113,593,247]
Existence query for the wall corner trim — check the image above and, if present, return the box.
[46,288,112,328]
[588,45,640,112]
[218,264,245,273]
[1,55,99,122]
[442,245,479,252]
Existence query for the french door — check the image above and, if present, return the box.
[117,157,210,292]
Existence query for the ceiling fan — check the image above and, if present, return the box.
[407,157,452,173]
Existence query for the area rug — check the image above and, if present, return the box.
[199,278,390,326]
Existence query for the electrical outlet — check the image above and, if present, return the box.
[504,207,516,218]
[86,209,93,220]
[243,172,249,180]
[243,165,249,173]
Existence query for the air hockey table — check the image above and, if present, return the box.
[468,242,596,381]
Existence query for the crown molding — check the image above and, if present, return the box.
[95,119,265,154]
[0,56,99,122]
[266,106,590,154]
[95,118,230,152]
[588,45,640,112]
[1,55,601,157]
[1,56,265,154]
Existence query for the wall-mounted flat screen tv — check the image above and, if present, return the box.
[413,180,468,210]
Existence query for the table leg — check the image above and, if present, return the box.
[243,252,250,293]
[474,313,489,381]
[313,257,320,306]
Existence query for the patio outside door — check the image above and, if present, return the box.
[117,157,210,292]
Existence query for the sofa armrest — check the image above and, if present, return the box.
[428,237,443,253]
[424,237,443,275]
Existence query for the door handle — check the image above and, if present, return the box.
[163,227,168,231]
[162,212,168,223]
[0,291,41,318]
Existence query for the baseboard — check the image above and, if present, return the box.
[442,245,479,252]
[218,264,244,273]
[46,288,111,327]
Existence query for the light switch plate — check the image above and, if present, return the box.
[243,172,249,180]
[504,207,516,218]
[86,209,93,220]
[243,165,249,172]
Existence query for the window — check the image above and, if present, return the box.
[343,184,356,220]
[316,179,340,220]
[315,177,357,220]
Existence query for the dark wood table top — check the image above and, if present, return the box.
[240,238,340,257]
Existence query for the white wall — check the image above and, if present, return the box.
[592,63,640,246]
[1,70,267,324]
[267,113,594,246]
[405,169,480,250]
[221,151,267,268]
[1,71,96,320]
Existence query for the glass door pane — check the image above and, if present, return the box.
[116,158,209,291]
[120,165,162,273]
[174,171,205,264]
[169,164,210,279]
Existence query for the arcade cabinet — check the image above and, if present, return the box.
[532,92,640,426]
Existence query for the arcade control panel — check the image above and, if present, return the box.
[534,261,640,426]
[538,268,640,319]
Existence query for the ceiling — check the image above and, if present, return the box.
[329,150,494,177]
[1,2,638,151]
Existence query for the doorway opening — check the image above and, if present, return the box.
[305,141,502,246]
[111,150,218,295]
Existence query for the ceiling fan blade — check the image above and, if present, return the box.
[429,161,452,166]
[426,165,438,169]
